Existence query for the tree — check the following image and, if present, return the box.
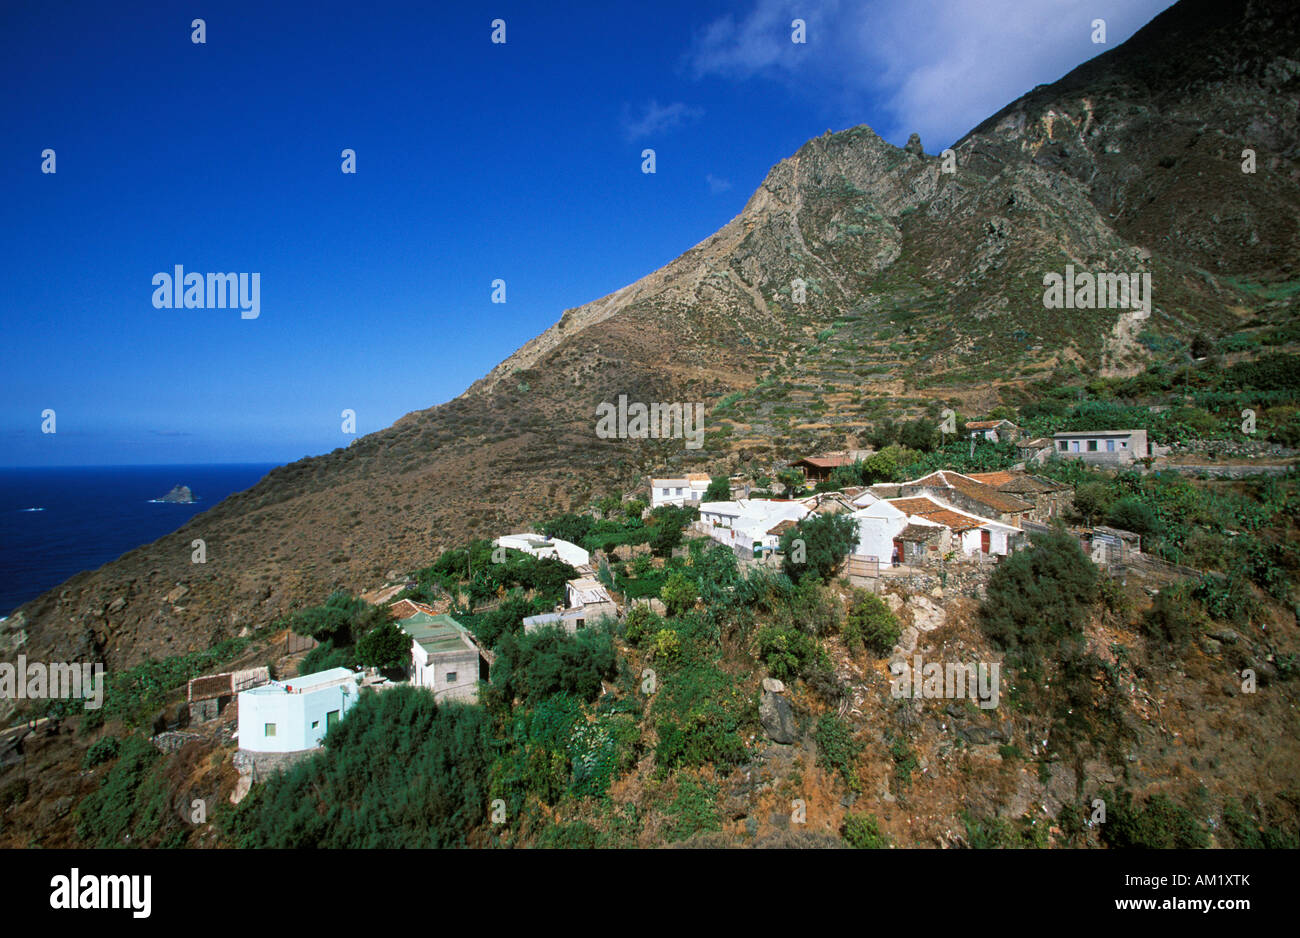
[355,622,412,670]
[1072,482,1113,526]
[780,513,858,583]
[594,494,622,519]
[777,467,806,495]
[704,475,731,501]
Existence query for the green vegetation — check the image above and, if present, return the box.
[979,531,1098,672]
[843,812,890,848]
[843,590,900,656]
[780,513,857,583]
[1098,789,1209,849]
[224,687,491,848]
[815,713,862,791]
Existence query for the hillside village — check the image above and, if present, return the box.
[5,396,1296,851]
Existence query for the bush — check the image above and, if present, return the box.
[1107,497,1159,537]
[299,639,351,676]
[843,812,890,848]
[815,713,862,791]
[1099,789,1209,849]
[82,736,121,769]
[623,603,660,647]
[979,531,1098,671]
[653,663,751,775]
[844,590,900,656]
[1141,585,1205,652]
[653,628,682,662]
[660,571,698,617]
[704,476,731,501]
[489,623,619,708]
[756,626,821,682]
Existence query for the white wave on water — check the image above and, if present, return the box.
[18,507,45,512]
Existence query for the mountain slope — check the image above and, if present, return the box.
[3,0,1298,675]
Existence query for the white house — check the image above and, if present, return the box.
[698,499,811,554]
[494,533,589,568]
[522,608,588,635]
[650,473,711,508]
[850,499,911,563]
[887,495,1021,558]
[398,612,483,704]
[237,667,360,754]
[565,577,619,622]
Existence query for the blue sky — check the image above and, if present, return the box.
[0,0,1173,466]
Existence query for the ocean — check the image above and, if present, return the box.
[0,464,279,617]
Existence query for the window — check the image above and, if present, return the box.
[1121,441,1128,449]
[445,672,458,683]
[264,723,276,737]
[575,619,585,630]
[675,487,683,496]
[1059,441,1068,451]
[1071,441,1080,452]
[311,720,319,729]
[1086,440,1098,452]
[661,488,669,496]
[1106,439,1115,451]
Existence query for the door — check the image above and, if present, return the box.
[892,539,903,566]
[326,710,340,730]
[980,530,991,554]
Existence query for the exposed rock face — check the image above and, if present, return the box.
[759,683,798,744]
[6,0,1298,670]
[904,133,924,156]
[155,485,195,504]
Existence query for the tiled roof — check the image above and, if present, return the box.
[966,420,1016,430]
[795,455,856,469]
[966,471,1019,487]
[907,471,1032,514]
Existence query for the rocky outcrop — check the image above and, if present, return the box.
[154,485,195,504]
[759,678,798,744]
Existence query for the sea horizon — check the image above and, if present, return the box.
[0,462,280,616]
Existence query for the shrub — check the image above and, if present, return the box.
[843,812,890,848]
[223,687,491,848]
[1141,584,1205,652]
[489,623,619,708]
[660,571,698,617]
[82,736,121,769]
[653,628,682,662]
[1099,789,1209,849]
[653,663,751,775]
[756,626,821,682]
[299,638,350,676]
[623,603,659,647]
[979,531,1098,671]
[815,713,862,791]
[844,590,900,656]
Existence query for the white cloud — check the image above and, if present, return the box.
[687,0,1176,150]
[621,99,704,141]
[706,173,734,194]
